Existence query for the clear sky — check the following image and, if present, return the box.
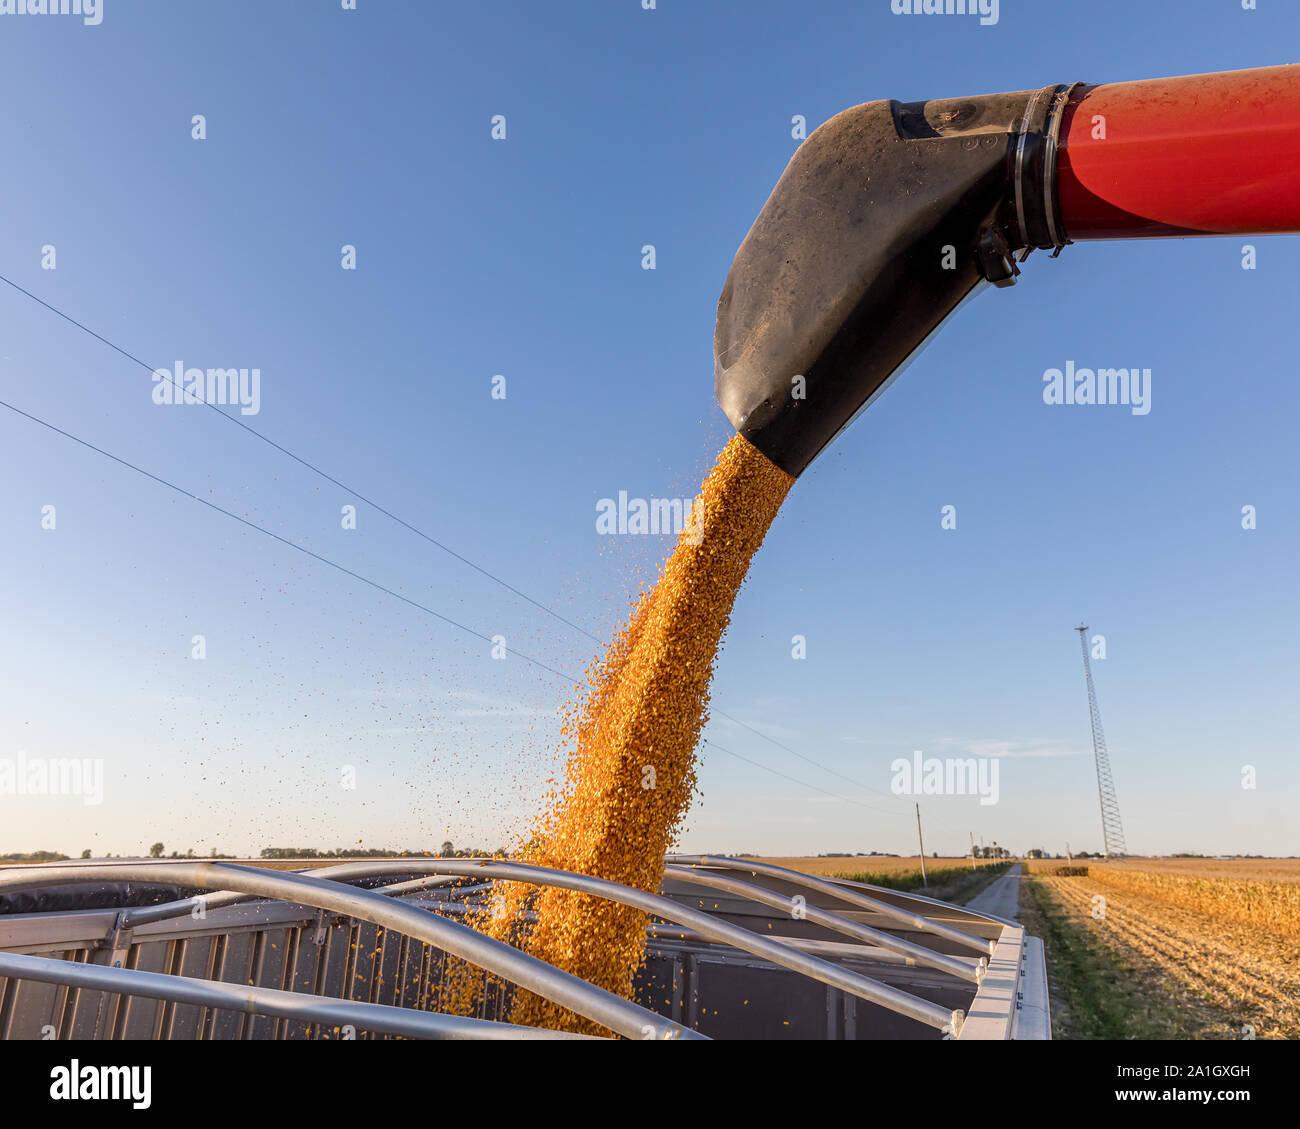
[1,0,1296,861]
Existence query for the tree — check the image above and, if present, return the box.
[80,849,92,859]
[149,842,164,858]
[439,840,454,858]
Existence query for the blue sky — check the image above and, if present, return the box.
[1,0,1296,860]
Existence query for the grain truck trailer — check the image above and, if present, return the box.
[0,856,1043,1040]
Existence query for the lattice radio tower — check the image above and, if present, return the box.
[1076,625,1127,857]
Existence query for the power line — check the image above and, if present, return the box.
[711,709,915,806]
[1,276,990,843]
[0,271,600,645]
[0,396,580,686]
[2,394,904,821]
[3,277,906,801]
[707,723,983,839]
[701,739,914,818]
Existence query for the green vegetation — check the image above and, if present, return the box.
[1019,875,1191,1039]
[837,861,1010,896]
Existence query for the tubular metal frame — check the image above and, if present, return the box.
[0,856,1037,1040]
[666,855,996,956]
[661,864,983,983]
[0,951,595,1041]
[0,862,694,1041]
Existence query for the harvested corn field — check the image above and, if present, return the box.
[1023,856,1300,883]
[1021,858,1300,941]
[1029,871,1300,1039]
[1087,865,1300,942]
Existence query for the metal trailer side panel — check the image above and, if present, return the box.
[118,940,170,1039]
[246,928,289,1040]
[375,927,403,1013]
[349,923,380,1009]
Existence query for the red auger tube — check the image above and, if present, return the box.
[1058,64,1300,240]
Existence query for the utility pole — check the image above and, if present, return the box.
[915,804,928,888]
[969,831,977,870]
[1076,625,1128,857]
[1066,841,1072,862]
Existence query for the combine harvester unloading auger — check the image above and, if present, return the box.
[2,65,1298,1041]
[716,64,1300,474]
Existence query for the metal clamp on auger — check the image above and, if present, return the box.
[1011,82,1080,256]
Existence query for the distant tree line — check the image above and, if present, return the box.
[259,841,505,860]
[725,851,902,859]
[3,842,507,863]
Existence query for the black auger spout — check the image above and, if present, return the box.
[713,86,1073,478]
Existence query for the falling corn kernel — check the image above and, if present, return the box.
[443,434,794,1035]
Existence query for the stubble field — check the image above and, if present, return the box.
[1022,858,1300,1039]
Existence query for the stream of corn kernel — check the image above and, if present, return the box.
[441,433,794,1034]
